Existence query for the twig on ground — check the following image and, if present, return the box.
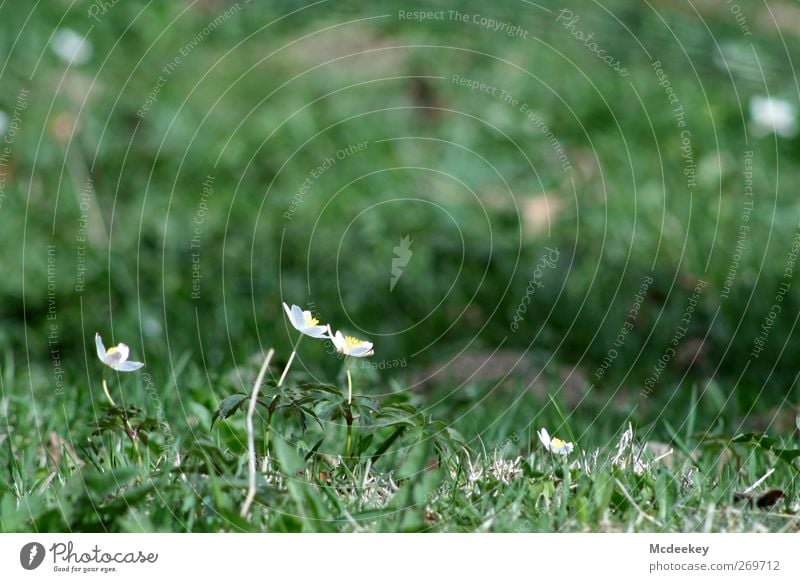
[742,467,775,495]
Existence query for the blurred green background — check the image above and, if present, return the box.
[2,0,799,429]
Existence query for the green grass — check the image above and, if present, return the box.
[1,349,798,532]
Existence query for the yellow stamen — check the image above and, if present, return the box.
[106,347,118,355]
[303,313,320,327]
[344,335,365,349]
[551,437,567,449]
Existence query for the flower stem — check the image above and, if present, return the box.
[102,378,141,466]
[277,334,304,387]
[344,360,354,458]
[101,379,117,407]
[346,362,353,405]
[345,419,353,459]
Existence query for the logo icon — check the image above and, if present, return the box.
[20,542,46,570]
[390,235,413,292]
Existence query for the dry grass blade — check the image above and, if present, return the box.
[240,348,275,518]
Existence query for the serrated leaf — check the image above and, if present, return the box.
[211,393,248,426]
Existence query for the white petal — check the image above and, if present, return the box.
[114,343,130,363]
[302,325,329,339]
[538,428,550,449]
[348,341,374,357]
[115,360,144,372]
[95,333,106,363]
[331,330,346,352]
[290,305,306,331]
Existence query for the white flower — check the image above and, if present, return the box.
[282,302,328,338]
[538,427,573,456]
[95,333,144,371]
[750,96,798,138]
[328,327,374,357]
[51,29,92,65]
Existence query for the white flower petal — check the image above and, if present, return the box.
[538,428,550,449]
[95,333,106,363]
[303,325,329,339]
[348,341,374,357]
[114,343,130,363]
[282,302,294,322]
[289,305,306,330]
[115,360,144,372]
[331,330,346,352]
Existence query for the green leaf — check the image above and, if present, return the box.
[273,437,305,477]
[211,393,248,426]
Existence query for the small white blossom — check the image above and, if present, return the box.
[95,333,144,372]
[750,96,797,138]
[51,29,92,65]
[328,327,374,357]
[538,427,573,456]
[282,302,328,338]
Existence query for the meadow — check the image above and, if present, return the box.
[1,0,799,532]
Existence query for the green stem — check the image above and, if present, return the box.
[344,360,354,458]
[262,409,275,471]
[102,377,141,466]
[344,405,353,459]
[101,378,117,407]
[131,436,142,466]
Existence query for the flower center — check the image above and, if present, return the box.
[105,347,122,363]
[551,437,567,449]
[344,335,364,349]
[303,313,320,327]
